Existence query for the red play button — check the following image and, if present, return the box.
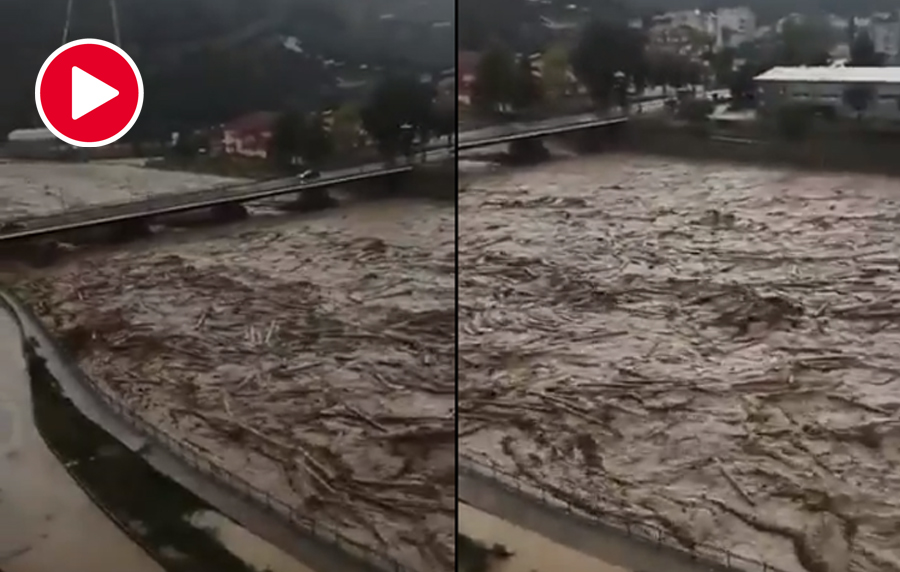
[35,39,144,148]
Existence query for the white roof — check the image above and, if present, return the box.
[8,128,55,142]
[755,66,900,84]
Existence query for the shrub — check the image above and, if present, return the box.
[677,99,715,123]
[776,103,815,141]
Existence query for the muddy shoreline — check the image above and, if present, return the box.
[621,120,900,177]
[20,334,258,572]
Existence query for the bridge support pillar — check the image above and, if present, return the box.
[106,219,152,244]
[506,139,550,164]
[283,188,336,212]
[572,122,627,153]
[210,202,249,223]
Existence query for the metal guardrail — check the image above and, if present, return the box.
[460,452,790,572]
[79,371,418,572]
[5,291,417,572]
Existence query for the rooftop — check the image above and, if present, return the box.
[755,66,900,84]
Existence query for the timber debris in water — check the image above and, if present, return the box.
[458,156,900,572]
[17,202,456,571]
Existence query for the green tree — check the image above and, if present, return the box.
[268,110,303,168]
[172,130,198,158]
[330,103,362,153]
[430,98,455,146]
[849,32,884,66]
[572,20,645,109]
[709,47,736,87]
[777,19,835,66]
[511,55,542,111]
[298,113,333,167]
[361,75,434,161]
[776,103,814,140]
[472,44,518,114]
[541,44,570,100]
[843,84,875,121]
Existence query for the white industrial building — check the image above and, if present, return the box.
[754,66,900,120]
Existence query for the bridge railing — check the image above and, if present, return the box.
[461,452,791,572]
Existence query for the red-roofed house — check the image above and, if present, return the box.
[222,111,278,158]
[458,51,479,105]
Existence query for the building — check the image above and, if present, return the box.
[221,111,278,158]
[1,128,72,160]
[865,12,900,60]
[754,66,900,120]
[652,10,714,35]
[457,51,479,105]
[715,7,756,50]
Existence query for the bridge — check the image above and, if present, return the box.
[457,114,629,151]
[0,104,663,243]
[0,162,415,242]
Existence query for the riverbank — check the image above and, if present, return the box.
[22,337,260,572]
[622,118,900,177]
[0,302,164,572]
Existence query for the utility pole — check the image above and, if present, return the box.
[61,0,121,46]
[61,0,74,44]
[109,0,121,46]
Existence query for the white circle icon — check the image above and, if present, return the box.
[35,38,144,148]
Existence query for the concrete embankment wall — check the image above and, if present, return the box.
[622,119,900,176]
[0,289,386,572]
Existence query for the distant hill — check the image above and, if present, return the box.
[0,0,453,138]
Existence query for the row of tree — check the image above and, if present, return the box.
[264,75,455,170]
[471,14,894,118]
[471,20,711,117]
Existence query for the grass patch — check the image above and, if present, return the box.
[23,338,262,572]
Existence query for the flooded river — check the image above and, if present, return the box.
[0,308,163,572]
[459,154,900,572]
[16,197,456,571]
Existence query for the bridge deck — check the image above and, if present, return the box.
[457,116,628,150]
[0,164,411,241]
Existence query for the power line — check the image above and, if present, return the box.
[109,0,121,45]
[61,0,74,44]
[61,0,123,46]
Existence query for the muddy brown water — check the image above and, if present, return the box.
[459,502,630,572]
[459,153,900,572]
[0,309,164,572]
[13,197,456,572]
